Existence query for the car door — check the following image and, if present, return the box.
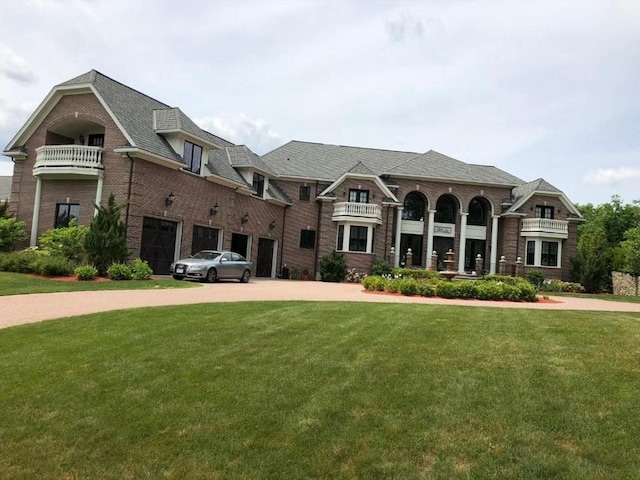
[218,252,234,279]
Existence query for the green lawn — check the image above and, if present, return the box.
[1,302,639,479]
[0,271,196,296]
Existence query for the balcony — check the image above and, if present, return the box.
[521,218,568,239]
[332,202,382,224]
[34,145,104,178]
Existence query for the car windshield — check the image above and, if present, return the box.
[191,251,221,261]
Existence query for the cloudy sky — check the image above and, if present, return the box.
[0,0,638,206]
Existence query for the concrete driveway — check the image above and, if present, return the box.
[1,278,638,330]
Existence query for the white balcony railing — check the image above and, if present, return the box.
[34,145,104,177]
[332,202,382,224]
[521,218,568,238]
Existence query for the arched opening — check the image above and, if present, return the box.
[402,192,426,221]
[465,197,491,272]
[468,198,488,226]
[434,195,457,223]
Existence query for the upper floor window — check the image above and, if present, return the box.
[535,205,554,219]
[402,192,426,221]
[253,173,265,197]
[55,203,79,228]
[435,196,456,223]
[183,141,202,174]
[88,134,104,148]
[299,185,311,201]
[468,198,487,226]
[349,189,369,203]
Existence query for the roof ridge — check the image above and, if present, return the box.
[290,139,419,155]
[91,69,172,109]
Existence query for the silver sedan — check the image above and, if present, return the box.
[170,250,253,283]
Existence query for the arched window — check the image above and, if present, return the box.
[402,192,426,221]
[435,196,456,223]
[468,198,487,226]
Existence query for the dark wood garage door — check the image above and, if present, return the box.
[192,226,220,254]
[140,217,177,275]
[256,237,275,277]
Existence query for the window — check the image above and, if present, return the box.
[253,173,265,198]
[435,196,456,223]
[526,238,561,267]
[348,189,369,203]
[541,241,558,266]
[183,141,202,174]
[337,225,344,251]
[88,134,104,148]
[468,198,487,226]
[300,230,316,249]
[299,185,311,201]
[535,205,554,219]
[402,192,426,221]
[55,203,79,228]
[349,226,368,252]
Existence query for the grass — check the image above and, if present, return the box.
[0,272,197,296]
[549,292,640,304]
[1,302,639,479]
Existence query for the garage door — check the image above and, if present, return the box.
[140,217,177,275]
[256,237,275,277]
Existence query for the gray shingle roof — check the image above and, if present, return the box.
[205,148,252,187]
[226,146,276,175]
[347,161,376,176]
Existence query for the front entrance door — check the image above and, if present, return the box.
[433,237,455,271]
[140,217,177,275]
[231,233,250,259]
[400,234,423,267]
[465,239,486,272]
[256,238,275,277]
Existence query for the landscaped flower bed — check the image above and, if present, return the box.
[362,273,538,302]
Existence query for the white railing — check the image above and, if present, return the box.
[521,218,568,236]
[34,145,104,170]
[333,202,382,222]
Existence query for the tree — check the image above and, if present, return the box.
[621,226,640,276]
[319,250,347,282]
[571,226,609,293]
[84,193,129,275]
[0,217,27,252]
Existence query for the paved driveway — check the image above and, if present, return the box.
[1,278,638,329]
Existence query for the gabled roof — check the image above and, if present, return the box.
[347,161,376,176]
[226,145,276,176]
[507,178,582,218]
[205,148,252,189]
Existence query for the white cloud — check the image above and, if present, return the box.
[0,45,36,84]
[194,114,284,155]
[583,166,640,186]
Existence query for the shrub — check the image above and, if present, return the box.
[525,269,545,289]
[85,193,129,275]
[436,281,458,299]
[0,217,27,252]
[455,281,477,299]
[0,249,41,273]
[362,275,385,291]
[384,278,402,293]
[346,268,367,283]
[75,265,98,281]
[398,278,419,296]
[107,263,133,280]
[130,258,153,280]
[370,260,393,277]
[319,250,346,282]
[417,282,436,297]
[38,221,88,261]
[392,268,440,281]
[35,255,76,276]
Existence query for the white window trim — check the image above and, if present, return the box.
[525,237,562,268]
[336,222,374,254]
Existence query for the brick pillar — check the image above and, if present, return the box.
[430,251,438,271]
[498,255,507,275]
[406,248,413,268]
[515,257,523,277]
[475,254,483,276]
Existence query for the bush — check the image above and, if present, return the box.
[107,263,133,280]
[398,278,419,296]
[0,217,27,252]
[436,281,459,299]
[75,265,98,281]
[417,282,436,297]
[346,268,367,283]
[0,249,41,273]
[370,260,393,277]
[362,275,385,291]
[130,258,153,280]
[319,250,346,282]
[392,268,440,281]
[38,221,88,261]
[384,278,402,293]
[85,193,130,275]
[525,269,545,289]
[35,255,76,276]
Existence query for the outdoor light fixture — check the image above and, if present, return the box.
[165,192,175,207]
[269,220,276,230]
[241,213,249,224]
[210,203,219,216]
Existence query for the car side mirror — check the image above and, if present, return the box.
[220,257,226,263]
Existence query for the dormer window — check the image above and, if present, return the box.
[184,141,202,174]
[253,173,265,198]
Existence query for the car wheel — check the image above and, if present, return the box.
[240,269,251,283]
[172,275,184,281]
[206,268,217,283]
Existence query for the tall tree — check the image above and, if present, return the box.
[84,193,129,275]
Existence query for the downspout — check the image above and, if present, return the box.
[278,204,288,276]
[313,181,322,280]
[384,204,390,260]
[125,153,134,229]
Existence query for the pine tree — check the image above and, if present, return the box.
[85,193,129,275]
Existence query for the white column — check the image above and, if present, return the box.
[490,215,499,274]
[425,209,436,269]
[30,177,43,247]
[458,212,468,273]
[366,225,374,253]
[394,207,403,267]
[94,173,104,216]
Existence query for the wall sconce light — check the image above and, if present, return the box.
[269,220,276,230]
[165,192,175,207]
[210,203,219,216]
[241,213,249,224]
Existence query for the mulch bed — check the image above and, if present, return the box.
[363,289,563,304]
